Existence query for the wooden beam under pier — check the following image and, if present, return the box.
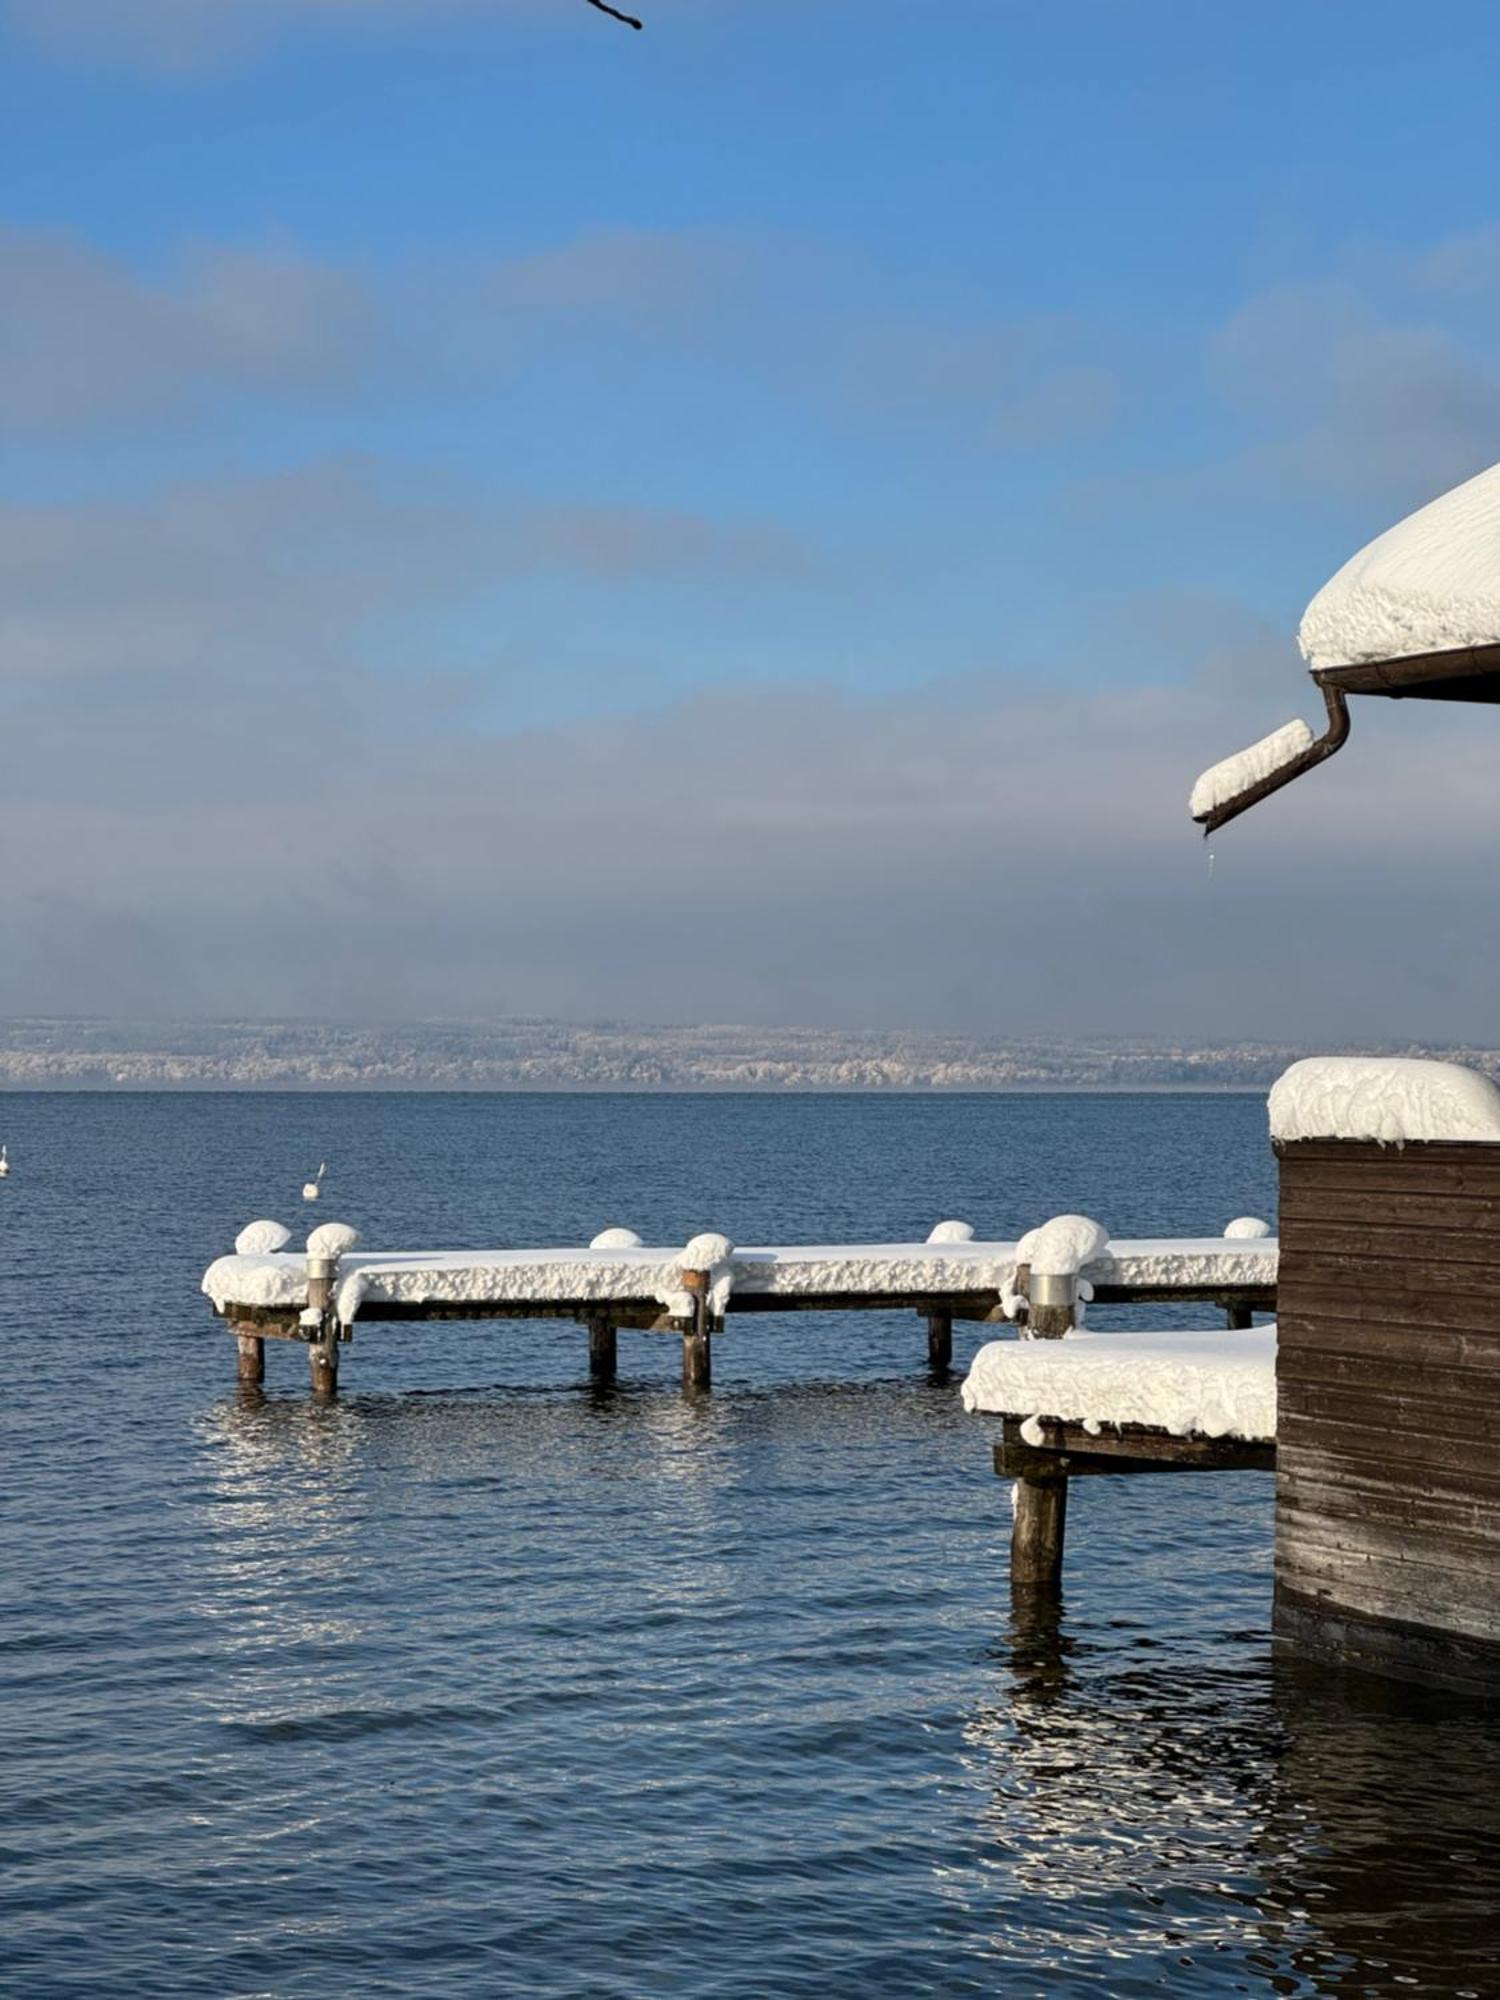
[217,1280,1275,1335]
[994,1419,1274,1593]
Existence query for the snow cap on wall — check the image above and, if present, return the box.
[1269,1057,1500,1147]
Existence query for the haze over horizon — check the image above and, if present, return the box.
[5,1,1500,1041]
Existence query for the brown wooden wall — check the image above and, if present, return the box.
[1275,1137,1500,1690]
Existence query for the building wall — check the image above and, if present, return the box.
[1275,1137,1500,1690]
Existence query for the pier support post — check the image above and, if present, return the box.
[306,1253,339,1398]
[309,1341,339,1396]
[1225,1303,1253,1330]
[588,1318,618,1385]
[926,1310,953,1373]
[235,1330,265,1385]
[1027,1273,1076,1340]
[681,1269,711,1395]
[1011,1473,1068,1590]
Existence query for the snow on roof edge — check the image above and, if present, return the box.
[1298,459,1500,671]
[1270,1056,1500,1147]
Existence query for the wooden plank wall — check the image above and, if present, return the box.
[1275,1137,1500,1690]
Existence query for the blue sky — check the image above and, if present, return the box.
[5,0,1500,1035]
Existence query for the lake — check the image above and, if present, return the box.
[2,1092,1495,1996]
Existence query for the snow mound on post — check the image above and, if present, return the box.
[1223,1216,1271,1239]
[961,1327,1277,1440]
[1189,719,1313,820]
[1024,1214,1109,1276]
[591,1227,643,1250]
[681,1232,734,1271]
[927,1219,975,1243]
[658,1232,736,1318]
[1299,460,1500,668]
[1270,1057,1500,1147]
[307,1222,361,1258]
[235,1219,291,1255]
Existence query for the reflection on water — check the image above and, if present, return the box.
[962,1592,1500,1998]
[3,1092,1498,1996]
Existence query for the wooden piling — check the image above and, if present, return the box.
[1028,1272,1076,1340]
[681,1269,711,1394]
[236,1331,265,1385]
[1010,1473,1068,1589]
[926,1310,953,1372]
[1225,1303,1253,1330]
[588,1318,617,1384]
[306,1253,339,1398]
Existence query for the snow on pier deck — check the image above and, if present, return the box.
[962,1325,1278,1443]
[204,1220,1277,1397]
[203,1234,1279,1325]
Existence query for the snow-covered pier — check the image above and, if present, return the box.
[202,1219,1278,1396]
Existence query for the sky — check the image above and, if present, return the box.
[4,0,1500,1040]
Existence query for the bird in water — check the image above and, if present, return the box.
[303,1162,325,1202]
[0,1144,9,1179]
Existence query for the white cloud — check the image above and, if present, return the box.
[0,227,376,427]
[0,456,820,690]
[1,538,1496,1037]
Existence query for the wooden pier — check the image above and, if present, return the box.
[204,1228,1278,1400]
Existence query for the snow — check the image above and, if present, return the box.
[927,1220,975,1243]
[1223,1216,1271,1239]
[681,1232,734,1270]
[1299,459,1500,668]
[667,1232,738,1318]
[1023,1214,1108,1277]
[201,1234,1277,1317]
[1189,719,1313,820]
[307,1222,361,1258]
[590,1227,643,1249]
[961,1326,1277,1441]
[1269,1056,1500,1147]
[235,1219,291,1255]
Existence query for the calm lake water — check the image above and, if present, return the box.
[2,1092,1497,1998]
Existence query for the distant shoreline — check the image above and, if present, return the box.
[0,1081,1275,1095]
[2,1019,1490,1096]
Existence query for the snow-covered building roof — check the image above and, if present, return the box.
[1269,1056,1500,1148]
[1190,459,1500,831]
[1300,460,1500,671]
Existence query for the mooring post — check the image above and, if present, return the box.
[306,1253,339,1397]
[1011,1473,1068,1590]
[588,1317,618,1385]
[926,1310,953,1373]
[235,1329,265,1385]
[1012,1272,1074,1587]
[1225,1303,1253,1330]
[1027,1273,1076,1340]
[681,1269,711,1394]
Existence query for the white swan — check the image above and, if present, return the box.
[302,1162,325,1202]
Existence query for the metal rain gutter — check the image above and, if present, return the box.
[1191,682,1352,836]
